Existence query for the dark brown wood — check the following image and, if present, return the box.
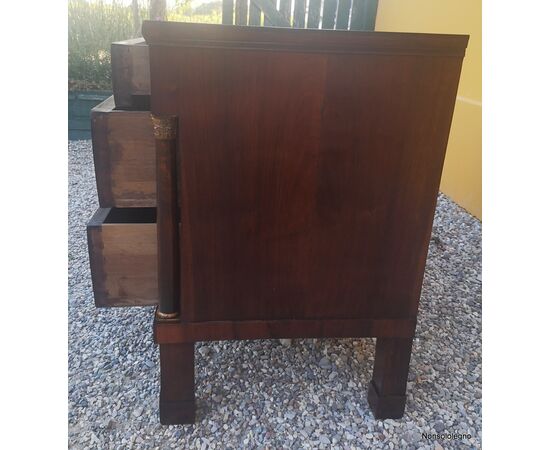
[110,1,378,111]
[293,0,306,28]
[159,343,195,424]
[222,0,234,25]
[91,96,155,208]
[307,0,322,29]
[144,21,467,322]
[142,21,467,57]
[368,337,414,419]
[152,115,180,317]
[335,0,352,30]
[140,21,467,424]
[155,318,417,344]
[111,38,150,110]
[87,207,157,307]
[235,0,248,25]
[321,0,338,29]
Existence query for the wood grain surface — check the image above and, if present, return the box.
[111,38,151,109]
[87,207,157,307]
[141,20,467,423]
[144,22,467,323]
[91,96,156,207]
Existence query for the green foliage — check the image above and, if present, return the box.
[68,0,145,90]
[166,0,192,20]
[69,0,223,91]
[168,0,222,24]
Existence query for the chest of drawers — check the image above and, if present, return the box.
[88,21,467,424]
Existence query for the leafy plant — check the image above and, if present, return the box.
[68,0,145,90]
[69,0,223,91]
[168,0,222,24]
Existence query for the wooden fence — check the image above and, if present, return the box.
[221,0,378,30]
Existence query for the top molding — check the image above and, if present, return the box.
[142,21,468,58]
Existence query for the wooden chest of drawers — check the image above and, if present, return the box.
[87,21,468,425]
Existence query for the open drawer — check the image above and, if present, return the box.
[87,207,158,307]
[91,96,156,208]
[111,37,150,110]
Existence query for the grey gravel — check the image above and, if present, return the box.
[279,338,292,347]
[434,420,445,433]
[319,357,332,370]
[69,140,482,449]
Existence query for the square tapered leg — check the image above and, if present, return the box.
[368,337,413,419]
[159,343,195,424]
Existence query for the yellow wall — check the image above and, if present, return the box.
[375,0,482,218]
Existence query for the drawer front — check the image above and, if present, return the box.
[91,97,156,207]
[111,38,151,110]
[87,207,158,307]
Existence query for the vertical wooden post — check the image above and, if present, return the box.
[368,337,414,419]
[307,0,322,29]
[235,0,248,25]
[365,0,379,31]
[249,2,261,26]
[222,0,234,25]
[150,0,167,21]
[335,0,352,30]
[321,0,338,30]
[151,114,180,320]
[293,0,306,28]
[279,0,291,23]
[132,0,141,37]
[350,0,366,30]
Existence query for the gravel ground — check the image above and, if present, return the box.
[68,140,481,449]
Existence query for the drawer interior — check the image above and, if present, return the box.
[103,207,156,224]
[87,207,158,307]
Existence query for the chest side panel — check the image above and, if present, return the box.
[149,43,462,322]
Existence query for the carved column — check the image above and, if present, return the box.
[151,114,179,320]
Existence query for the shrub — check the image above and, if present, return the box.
[168,0,222,24]
[68,0,222,91]
[68,0,145,90]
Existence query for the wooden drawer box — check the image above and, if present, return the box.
[87,207,157,307]
[91,96,156,208]
[111,38,151,110]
